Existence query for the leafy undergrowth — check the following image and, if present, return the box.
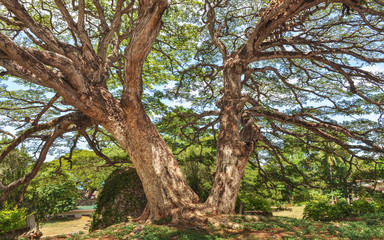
[41,213,384,240]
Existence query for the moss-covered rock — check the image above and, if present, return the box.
[91,168,147,230]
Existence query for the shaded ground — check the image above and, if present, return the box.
[35,206,302,238]
[41,213,384,240]
[40,217,91,237]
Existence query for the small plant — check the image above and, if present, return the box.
[241,196,273,215]
[0,202,30,234]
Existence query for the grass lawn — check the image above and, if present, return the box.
[273,206,305,219]
[40,217,91,237]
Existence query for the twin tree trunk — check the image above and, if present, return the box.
[86,2,253,220]
[96,63,253,221]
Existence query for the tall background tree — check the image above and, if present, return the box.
[0,0,383,222]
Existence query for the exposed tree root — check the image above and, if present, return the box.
[134,202,263,230]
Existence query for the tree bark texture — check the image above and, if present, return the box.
[205,62,256,214]
[102,103,201,221]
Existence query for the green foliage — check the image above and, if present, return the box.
[304,197,354,221]
[20,149,126,226]
[303,200,330,221]
[0,203,29,234]
[0,147,33,203]
[45,149,125,196]
[328,200,353,220]
[25,181,79,225]
[373,198,384,212]
[239,196,272,214]
[304,197,382,221]
[91,168,146,231]
[181,160,213,202]
[352,198,375,214]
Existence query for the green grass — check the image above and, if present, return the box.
[39,217,91,237]
[273,206,305,219]
[43,212,384,240]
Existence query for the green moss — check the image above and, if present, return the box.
[90,168,147,230]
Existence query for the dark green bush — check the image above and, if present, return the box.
[91,168,147,231]
[0,203,29,234]
[373,198,384,212]
[303,200,329,221]
[304,199,354,221]
[352,198,375,214]
[328,200,353,220]
[242,196,272,215]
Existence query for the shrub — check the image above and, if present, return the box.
[303,200,329,221]
[91,168,147,231]
[373,198,384,212]
[304,199,353,221]
[352,198,375,214]
[242,196,272,215]
[328,200,353,220]
[0,203,29,234]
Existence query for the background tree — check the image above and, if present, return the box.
[0,145,33,205]
[47,149,128,199]
[25,178,79,226]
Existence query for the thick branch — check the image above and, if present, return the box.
[0,112,90,163]
[0,0,78,56]
[121,0,167,106]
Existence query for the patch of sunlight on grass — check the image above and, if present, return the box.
[273,205,305,219]
[40,216,91,237]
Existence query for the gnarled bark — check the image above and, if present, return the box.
[104,102,201,221]
[205,63,257,214]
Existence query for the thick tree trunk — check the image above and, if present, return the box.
[98,99,201,221]
[205,63,254,213]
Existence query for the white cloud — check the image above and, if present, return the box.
[361,63,384,73]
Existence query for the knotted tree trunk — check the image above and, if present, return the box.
[205,63,256,214]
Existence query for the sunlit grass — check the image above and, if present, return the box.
[273,205,305,219]
[39,217,91,237]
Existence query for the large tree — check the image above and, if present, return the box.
[0,0,383,222]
